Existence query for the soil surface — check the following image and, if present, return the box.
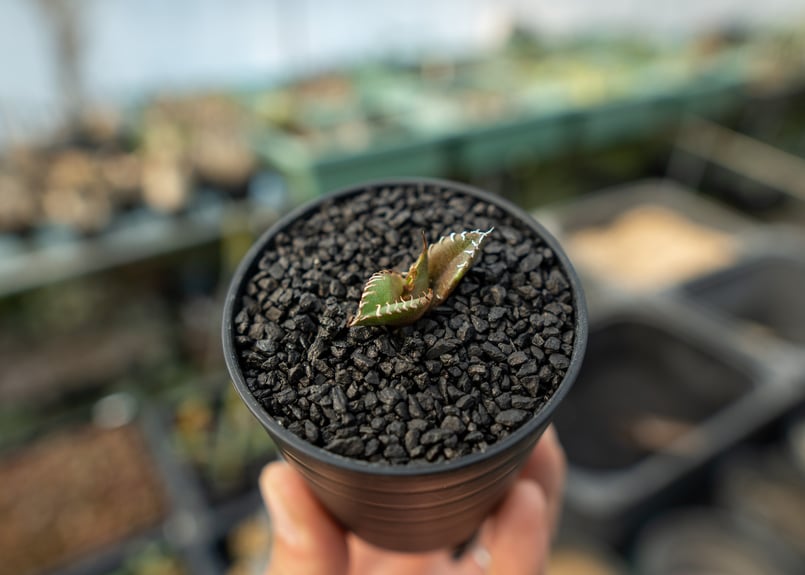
[234,183,576,465]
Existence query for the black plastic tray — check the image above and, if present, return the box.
[681,254,805,348]
[555,312,757,473]
[543,178,754,238]
[0,400,176,575]
[544,199,805,547]
[554,301,792,546]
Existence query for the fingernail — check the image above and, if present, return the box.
[470,545,491,570]
[261,469,300,546]
[452,530,491,571]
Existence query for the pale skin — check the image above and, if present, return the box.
[260,425,566,575]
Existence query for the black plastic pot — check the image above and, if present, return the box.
[555,315,755,472]
[222,178,587,552]
[555,309,768,546]
[682,255,805,347]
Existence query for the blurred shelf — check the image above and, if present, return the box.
[456,111,574,176]
[0,197,280,298]
[3,38,801,300]
[253,131,455,205]
[256,67,759,199]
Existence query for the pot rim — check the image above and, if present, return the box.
[223,177,587,477]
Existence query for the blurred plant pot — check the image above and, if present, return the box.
[634,508,803,575]
[555,310,762,546]
[223,178,587,552]
[682,254,805,347]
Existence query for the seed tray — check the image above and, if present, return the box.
[0,411,168,575]
[253,132,453,205]
[539,178,757,295]
[554,299,790,545]
[579,97,676,151]
[0,397,228,575]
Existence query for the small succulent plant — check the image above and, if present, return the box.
[349,228,494,327]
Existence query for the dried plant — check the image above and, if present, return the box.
[349,228,494,327]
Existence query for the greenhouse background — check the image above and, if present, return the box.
[1,1,805,574]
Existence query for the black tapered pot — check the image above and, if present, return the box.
[223,178,587,552]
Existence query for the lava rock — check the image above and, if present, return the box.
[235,183,576,465]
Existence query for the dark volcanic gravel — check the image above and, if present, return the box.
[234,183,575,465]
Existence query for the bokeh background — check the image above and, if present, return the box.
[2,1,805,574]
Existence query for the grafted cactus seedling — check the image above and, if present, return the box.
[349,228,494,327]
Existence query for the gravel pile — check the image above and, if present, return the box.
[234,183,575,465]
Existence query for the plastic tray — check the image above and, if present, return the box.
[554,312,757,473]
[579,97,667,150]
[681,254,805,348]
[541,178,756,295]
[456,111,576,176]
[546,178,754,238]
[253,132,453,204]
[554,299,792,545]
[545,185,805,547]
[0,403,169,575]
[0,397,229,575]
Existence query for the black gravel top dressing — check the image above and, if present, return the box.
[233,183,575,465]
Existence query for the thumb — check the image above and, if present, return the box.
[261,462,349,575]
[484,480,551,575]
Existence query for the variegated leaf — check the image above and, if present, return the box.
[349,270,434,327]
[428,228,494,304]
[349,289,434,327]
[349,271,405,327]
[404,231,430,299]
[349,228,493,328]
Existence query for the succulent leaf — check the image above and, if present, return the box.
[428,228,494,303]
[349,270,435,327]
[349,271,405,327]
[404,231,430,299]
[349,228,493,328]
[350,289,434,327]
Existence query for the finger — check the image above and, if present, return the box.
[484,480,551,575]
[519,425,566,534]
[261,462,348,575]
[347,535,447,575]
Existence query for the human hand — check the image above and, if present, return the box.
[259,425,565,575]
